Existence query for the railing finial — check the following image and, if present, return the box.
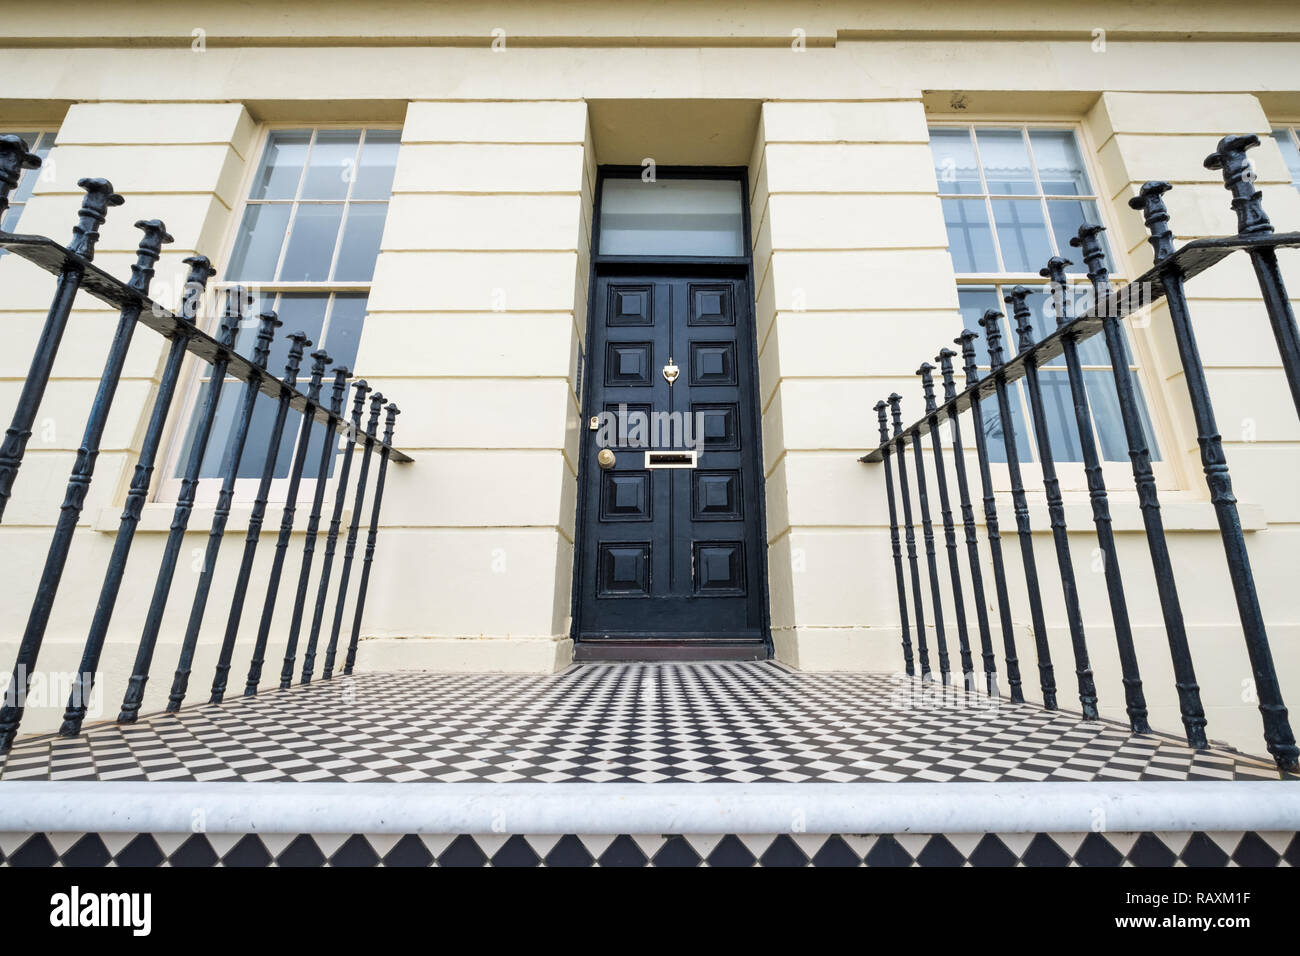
[1204,133,1272,236]
[127,220,174,296]
[1004,286,1035,353]
[382,403,400,444]
[282,330,311,384]
[978,310,1007,371]
[955,328,979,387]
[887,392,904,437]
[935,347,959,402]
[1038,255,1072,327]
[874,399,890,445]
[1127,182,1177,263]
[68,177,125,260]
[251,311,283,370]
[917,362,938,414]
[179,255,217,324]
[306,349,331,401]
[0,134,41,220]
[328,366,351,414]
[365,391,385,436]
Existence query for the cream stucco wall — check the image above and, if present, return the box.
[1,0,1298,757]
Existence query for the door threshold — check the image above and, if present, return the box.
[574,641,769,662]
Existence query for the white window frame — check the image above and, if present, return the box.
[157,122,399,506]
[928,118,1178,491]
[1270,125,1300,190]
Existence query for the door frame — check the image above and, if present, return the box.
[570,164,772,661]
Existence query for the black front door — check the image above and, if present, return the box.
[575,272,767,658]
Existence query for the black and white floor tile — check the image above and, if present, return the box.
[1,829,1296,867]
[0,663,1285,783]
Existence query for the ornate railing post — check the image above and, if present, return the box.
[322,384,378,680]
[937,347,997,694]
[1004,287,1098,719]
[208,329,308,704]
[300,366,352,683]
[957,330,1021,702]
[919,363,971,686]
[875,400,915,677]
[1205,134,1300,422]
[1129,181,1298,771]
[118,285,241,723]
[888,393,933,680]
[344,403,401,675]
[0,134,41,222]
[57,255,214,737]
[0,219,172,750]
[0,178,124,523]
[981,309,1057,709]
[166,305,282,712]
[244,349,330,696]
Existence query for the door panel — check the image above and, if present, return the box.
[576,273,766,653]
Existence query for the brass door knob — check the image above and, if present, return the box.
[597,448,616,470]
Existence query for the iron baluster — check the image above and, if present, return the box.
[208,330,309,704]
[957,330,1021,702]
[1130,182,1298,771]
[321,380,373,680]
[344,403,400,675]
[0,178,124,523]
[920,363,969,685]
[888,393,932,680]
[300,367,351,683]
[875,400,915,677]
[118,287,242,722]
[244,349,330,696]
[0,219,172,750]
[165,305,281,712]
[1004,287,1099,720]
[981,309,1058,709]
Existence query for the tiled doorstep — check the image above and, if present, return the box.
[0,780,1297,835]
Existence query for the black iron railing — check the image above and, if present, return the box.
[0,134,412,751]
[862,134,1300,773]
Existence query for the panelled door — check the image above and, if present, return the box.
[575,271,766,658]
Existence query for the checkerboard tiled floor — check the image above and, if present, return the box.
[0,663,1286,783]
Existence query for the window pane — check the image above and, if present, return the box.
[942,198,998,273]
[929,128,982,194]
[1,206,21,232]
[333,204,387,281]
[353,130,401,200]
[991,199,1050,272]
[226,203,292,281]
[301,130,361,201]
[322,294,368,371]
[598,178,744,257]
[1074,320,1133,367]
[1084,370,1161,462]
[269,294,329,371]
[279,203,344,281]
[251,130,311,200]
[1047,199,1107,275]
[178,380,245,479]
[1271,130,1300,187]
[1029,130,1090,196]
[981,382,1034,463]
[1004,285,1067,368]
[1033,370,1084,462]
[976,128,1037,194]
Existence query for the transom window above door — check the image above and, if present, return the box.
[597,177,745,257]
